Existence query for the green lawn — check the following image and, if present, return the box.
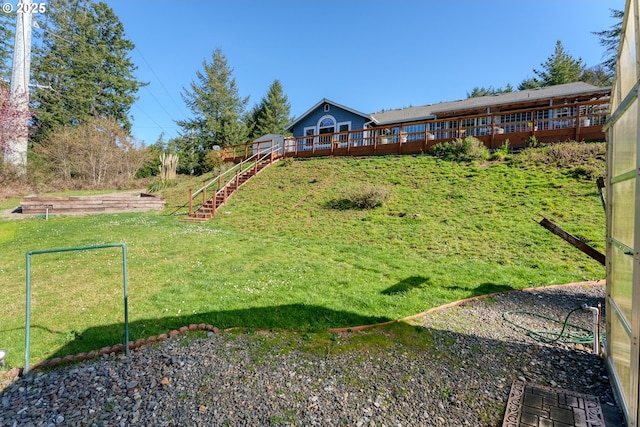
[0,150,605,368]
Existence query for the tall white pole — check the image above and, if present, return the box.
[6,0,33,174]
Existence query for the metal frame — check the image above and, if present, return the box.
[605,1,640,424]
[24,243,129,375]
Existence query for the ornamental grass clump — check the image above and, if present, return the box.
[340,183,391,209]
[430,136,490,162]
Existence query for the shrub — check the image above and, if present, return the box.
[147,178,178,193]
[203,150,224,172]
[339,183,390,209]
[430,136,489,162]
[491,139,511,161]
[512,141,606,179]
[281,157,294,167]
[527,135,540,148]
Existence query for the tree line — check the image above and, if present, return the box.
[0,1,622,186]
[467,9,622,98]
[0,0,292,185]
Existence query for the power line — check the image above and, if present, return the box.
[130,39,187,118]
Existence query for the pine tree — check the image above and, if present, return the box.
[533,40,585,87]
[517,77,541,90]
[581,65,612,87]
[177,47,249,154]
[0,1,14,80]
[592,9,623,76]
[32,0,144,140]
[466,84,513,98]
[247,79,292,139]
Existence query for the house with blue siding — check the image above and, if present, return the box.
[286,99,373,150]
[280,83,609,156]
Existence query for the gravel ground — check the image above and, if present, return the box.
[0,282,626,426]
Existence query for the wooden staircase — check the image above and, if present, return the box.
[182,150,280,223]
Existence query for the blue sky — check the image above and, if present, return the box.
[96,1,622,144]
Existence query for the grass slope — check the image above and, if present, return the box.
[0,149,605,368]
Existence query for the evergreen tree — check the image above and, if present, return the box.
[32,0,144,140]
[177,47,249,155]
[581,65,612,87]
[466,84,513,98]
[593,9,623,76]
[0,1,14,80]
[517,77,541,90]
[533,40,585,87]
[247,79,292,139]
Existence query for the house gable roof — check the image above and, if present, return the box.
[371,82,611,126]
[286,98,374,131]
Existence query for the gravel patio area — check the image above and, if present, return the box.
[0,282,626,426]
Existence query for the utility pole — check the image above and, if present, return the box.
[6,0,33,175]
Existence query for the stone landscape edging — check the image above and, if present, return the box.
[4,279,605,379]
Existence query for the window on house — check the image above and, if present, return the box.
[318,116,335,144]
[338,123,350,144]
[304,127,315,148]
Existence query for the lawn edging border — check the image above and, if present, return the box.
[4,279,605,380]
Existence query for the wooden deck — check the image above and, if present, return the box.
[222,99,607,163]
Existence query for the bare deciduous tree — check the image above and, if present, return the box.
[36,117,150,186]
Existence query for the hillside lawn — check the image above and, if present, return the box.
[0,146,606,368]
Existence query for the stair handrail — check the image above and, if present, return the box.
[188,140,280,214]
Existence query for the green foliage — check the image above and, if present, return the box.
[581,65,612,87]
[527,135,540,148]
[147,179,171,193]
[430,136,490,162]
[203,150,224,172]
[0,1,13,80]
[534,41,586,88]
[177,47,249,151]
[281,157,294,167]
[512,141,605,179]
[246,79,293,139]
[592,9,623,76]
[491,140,511,161]
[333,183,391,209]
[32,0,144,140]
[466,84,513,98]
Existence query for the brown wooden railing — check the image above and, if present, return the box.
[221,99,608,162]
[184,141,279,221]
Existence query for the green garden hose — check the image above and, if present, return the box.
[502,307,599,345]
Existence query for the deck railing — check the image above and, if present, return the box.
[221,99,609,162]
[189,141,278,215]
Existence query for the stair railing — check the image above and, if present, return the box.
[188,141,281,216]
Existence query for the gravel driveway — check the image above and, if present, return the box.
[0,282,626,426]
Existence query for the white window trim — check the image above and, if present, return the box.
[337,121,351,131]
[337,121,351,143]
[303,126,316,146]
[317,114,337,131]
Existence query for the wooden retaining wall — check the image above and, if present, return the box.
[20,193,166,215]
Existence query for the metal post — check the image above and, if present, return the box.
[24,252,31,374]
[122,244,129,356]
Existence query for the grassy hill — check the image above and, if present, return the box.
[0,142,606,368]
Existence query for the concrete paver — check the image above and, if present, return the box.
[503,380,606,427]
